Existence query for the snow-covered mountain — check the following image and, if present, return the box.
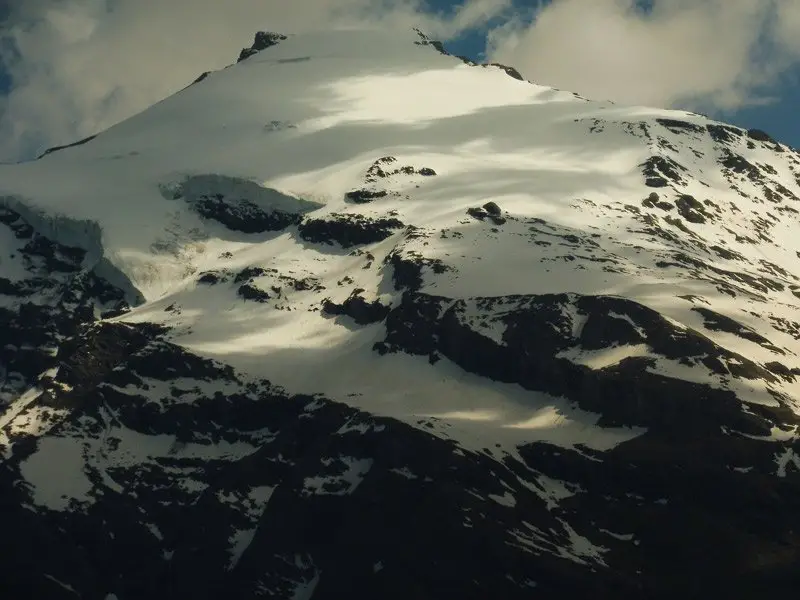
[2,27,800,598]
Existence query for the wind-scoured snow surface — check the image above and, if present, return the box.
[1,28,800,599]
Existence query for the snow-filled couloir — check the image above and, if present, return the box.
[1,27,800,599]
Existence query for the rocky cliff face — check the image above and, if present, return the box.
[1,28,800,599]
[237,31,289,63]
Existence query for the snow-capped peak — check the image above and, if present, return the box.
[1,27,800,599]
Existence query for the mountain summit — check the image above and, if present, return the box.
[1,27,800,598]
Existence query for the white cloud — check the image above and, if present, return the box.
[0,0,510,162]
[487,0,800,113]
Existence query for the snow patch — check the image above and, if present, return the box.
[557,344,650,369]
[776,448,800,477]
[226,485,275,569]
[488,491,517,507]
[302,456,374,496]
[20,436,93,511]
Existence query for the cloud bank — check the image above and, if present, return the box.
[0,0,510,162]
[487,0,800,113]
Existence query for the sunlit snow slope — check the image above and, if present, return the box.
[1,27,800,600]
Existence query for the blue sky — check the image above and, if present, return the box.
[0,0,799,162]
[0,2,10,94]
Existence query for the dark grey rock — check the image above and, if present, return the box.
[675,194,708,224]
[191,193,303,233]
[36,135,97,160]
[747,128,776,143]
[655,118,704,134]
[298,214,404,248]
[345,189,388,204]
[237,282,270,302]
[467,207,488,220]
[639,155,687,187]
[237,31,288,62]
[706,124,742,143]
[482,202,502,216]
[197,271,225,285]
[322,290,390,324]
